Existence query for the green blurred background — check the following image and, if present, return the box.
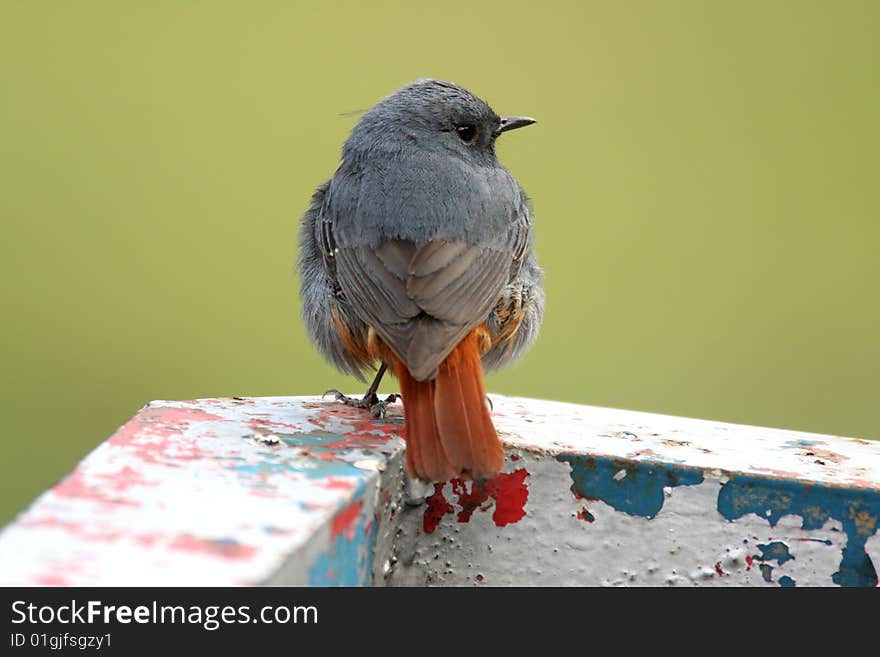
[1,1,878,526]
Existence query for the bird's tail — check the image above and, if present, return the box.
[389,328,504,482]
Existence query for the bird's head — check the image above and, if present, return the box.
[344,79,535,163]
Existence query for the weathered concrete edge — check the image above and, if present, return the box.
[0,396,408,586]
[267,444,880,586]
[327,438,880,587]
[1,395,877,587]
[265,450,409,586]
[386,448,880,587]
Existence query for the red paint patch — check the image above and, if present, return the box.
[112,408,224,446]
[52,470,139,508]
[714,562,724,576]
[52,465,158,508]
[484,469,529,527]
[93,466,159,493]
[53,469,100,501]
[424,483,455,533]
[451,479,492,523]
[18,516,127,542]
[423,469,530,533]
[107,406,218,465]
[307,405,402,452]
[746,555,754,571]
[320,477,357,491]
[249,417,302,432]
[331,500,362,540]
[133,533,162,547]
[170,534,257,560]
[577,507,595,522]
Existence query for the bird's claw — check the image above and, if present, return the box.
[322,388,348,402]
[369,394,401,419]
[323,389,401,419]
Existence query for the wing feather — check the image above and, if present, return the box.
[334,239,513,380]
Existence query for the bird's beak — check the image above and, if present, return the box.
[496,116,537,135]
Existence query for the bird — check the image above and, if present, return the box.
[297,79,544,482]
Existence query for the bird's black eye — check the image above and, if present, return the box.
[455,124,476,143]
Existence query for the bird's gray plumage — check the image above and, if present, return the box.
[298,79,543,382]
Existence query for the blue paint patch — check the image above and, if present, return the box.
[750,542,798,586]
[230,429,397,490]
[231,460,363,482]
[784,439,818,449]
[718,475,880,587]
[557,455,704,519]
[227,449,369,483]
[757,541,795,565]
[307,505,376,586]
[279,431,352,449]
[228,461,304,477]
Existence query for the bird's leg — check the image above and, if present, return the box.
[323,363,400,419]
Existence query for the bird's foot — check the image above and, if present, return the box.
[368,394,401,419]
[322,389,401,419]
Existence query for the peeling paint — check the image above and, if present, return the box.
[308,510,376,587]
[422,469,530,533]
[0,396,404,586]
[1,395,878,587]
[557,455,704,519]
[424,483,455,533]
[331,500,363,541]
[756,541,795,565]
[577,507,595,523]
[718,476,880,587]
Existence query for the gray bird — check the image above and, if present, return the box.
[298,79,544,482]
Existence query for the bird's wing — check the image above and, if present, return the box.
[333,238,517,381]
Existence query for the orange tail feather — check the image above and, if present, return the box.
[391,330,504,482]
